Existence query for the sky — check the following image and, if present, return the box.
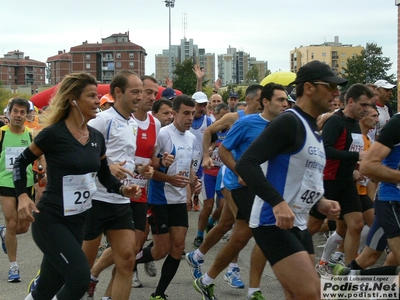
[1,0,398,80]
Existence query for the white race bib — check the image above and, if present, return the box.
[63,173,97,216]
[349,133,364,153]
[131,156,151,188]
[291,169,324,213]
[211,148,223,167]
[5,147,25,171]
[176,157,191,178]
[192,151,202,173]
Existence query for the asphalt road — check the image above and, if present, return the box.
[0,202,386,300]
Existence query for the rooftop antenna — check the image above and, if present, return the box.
[182,12,187,39]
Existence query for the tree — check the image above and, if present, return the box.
[244,65,260,83]
[342,43,395,89]
[172,58,209,95]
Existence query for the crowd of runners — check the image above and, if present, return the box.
[0,60,400,300]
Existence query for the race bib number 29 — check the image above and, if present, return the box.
[63,173,97,216]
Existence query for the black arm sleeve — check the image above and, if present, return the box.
[13,147,38,198]
[97,157,123,194]
[322,115,359,161]
[236,112,302,207]
[376,114,400,148]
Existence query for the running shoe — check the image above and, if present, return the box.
[193,197,200,211]
[0,225,7,254]
[193,236,203,248]
[27,269,40,293]
[185,251,203,279]
[85,278,98,299]
[150,293,168,300]
[329,252,345,266]
[224,267,245,289]
[315,262,333,277]
[144,261,157,277]
[205,222,214,234]
[132,271,143,288]
[8,266,21,283]
[331,263,351,275]
[96,242,109,262]
[246,290,265,300]
[193,276,218,300]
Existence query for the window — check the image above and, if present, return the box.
[86,63,91,69]
[8,75,11,79]
[129,62,134,68]
[86,54,91,60]
[322,52,326,57]
[311,53,314,59]
[8,67,11,72]
[129,53,134,58]
[116,62,121,68]
[116,53,121,58]
[341,53,346,57]
[40,76,43,80]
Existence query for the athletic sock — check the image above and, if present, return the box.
[321,231,343,262]
[349,259,363,270]
[194,249,205,261]
[207,217,215,226]
[136,247,154,264]
[197,230,204,238]
[154,254,180,296]
[202,272,215,285]
[228,262,239,273]
[247,288,261,298]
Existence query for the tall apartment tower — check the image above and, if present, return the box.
[290,36,363,75]
[155,37,215,86]
[218,46,250,85]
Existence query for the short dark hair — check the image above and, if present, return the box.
[260,83,286,109]
[152,98,172,113]
[295,82,305,98]
[246,84,263,98]
[141,75,158,84]
[172,94,195,112]
[339,90,347,104]
[345,83,374,105]
[8,98,30,113]
[110,70,139,99]
[215,103,229,115]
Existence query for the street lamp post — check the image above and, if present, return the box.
[165,0,175,79]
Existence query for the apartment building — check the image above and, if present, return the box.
[47,32,147,84]
[0,50,46,92]
[290,36,363,75]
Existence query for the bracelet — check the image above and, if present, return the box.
[119,185,125,197]
[159,157,165,168]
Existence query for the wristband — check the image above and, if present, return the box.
[119,185,125,197]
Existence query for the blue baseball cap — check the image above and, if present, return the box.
[229,92,239,98]
[161,88,176,100]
